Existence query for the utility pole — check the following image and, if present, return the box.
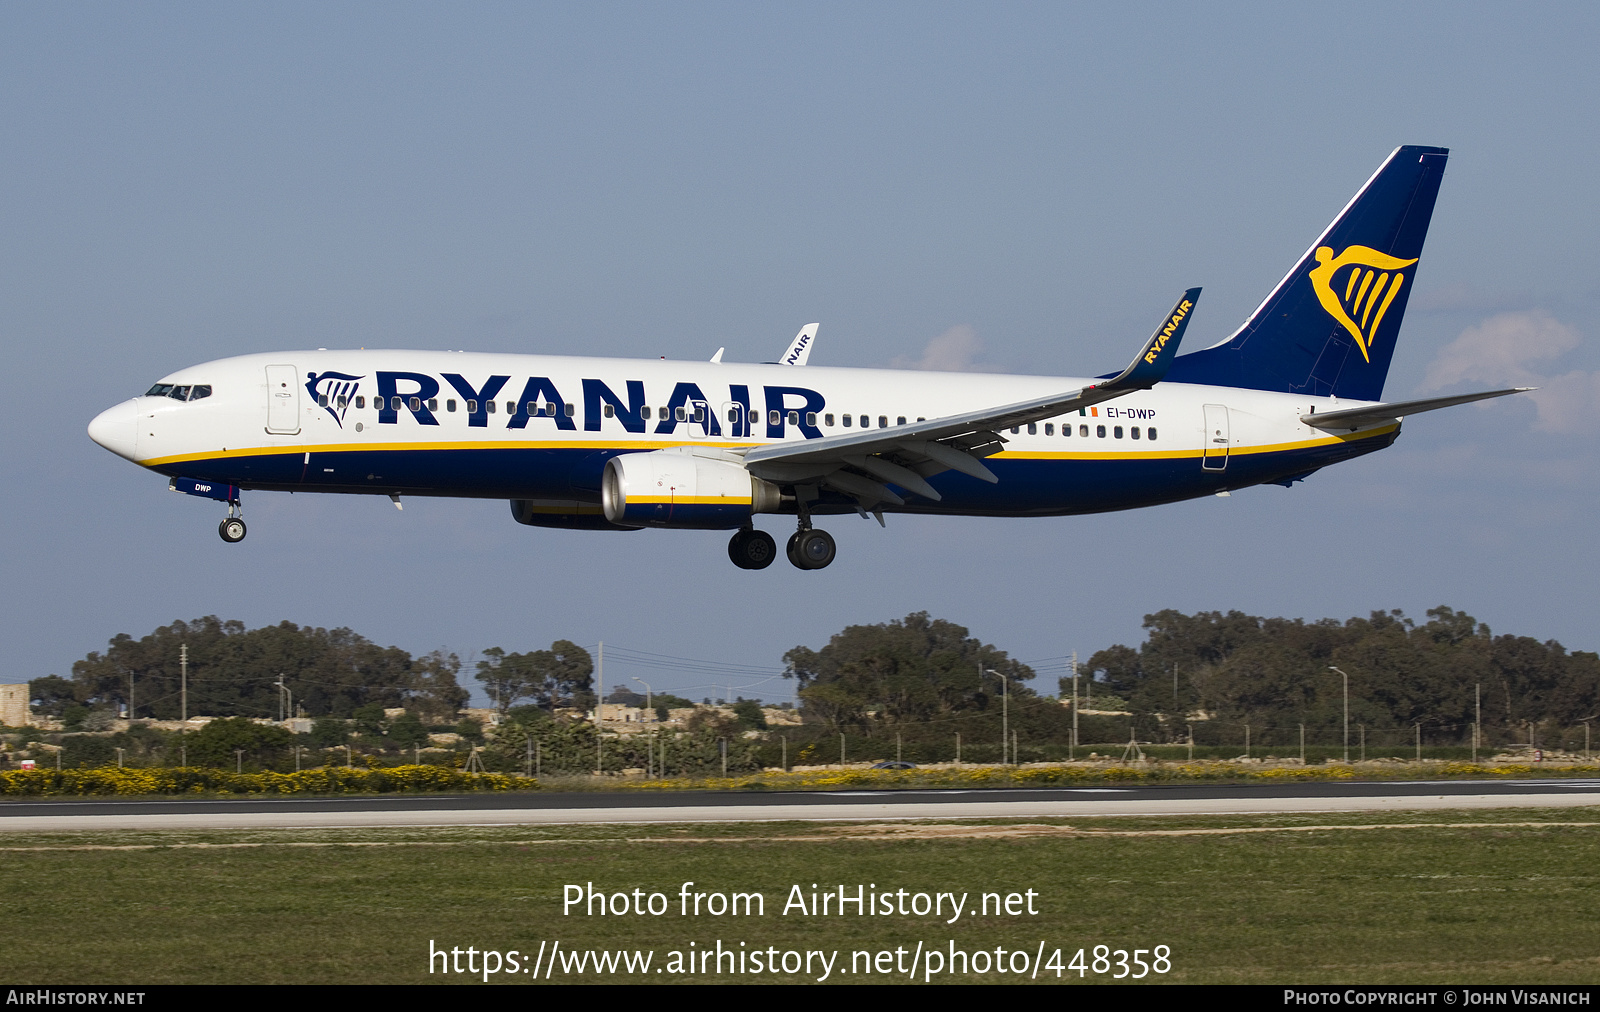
[181,643,188,722]
[1329,666,1350,762]
[1070,651,1079,759]
[1475,683,1481,762]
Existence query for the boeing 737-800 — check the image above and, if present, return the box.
[88,145,1525,570]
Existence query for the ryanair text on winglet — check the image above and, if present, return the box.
[1143,300,1193,364]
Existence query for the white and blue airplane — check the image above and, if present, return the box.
[88,145,1525,570]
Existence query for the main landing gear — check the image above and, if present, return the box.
[727,528,777,569]
[786,528,836,570]
[727,523,836,571]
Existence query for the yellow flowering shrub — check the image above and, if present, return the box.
[0,765,537,796]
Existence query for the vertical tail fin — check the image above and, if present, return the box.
[1166,145,1448,401]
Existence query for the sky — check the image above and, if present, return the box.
[4,3,1597,708]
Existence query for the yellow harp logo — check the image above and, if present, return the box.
[1308,245,1418,362]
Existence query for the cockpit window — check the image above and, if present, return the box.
[145,383,212,401]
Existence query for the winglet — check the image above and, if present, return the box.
[780,323,819,366]
[1097,288,1201,391]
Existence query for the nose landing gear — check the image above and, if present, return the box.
[219,516,247,543]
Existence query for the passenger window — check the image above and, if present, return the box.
[446,399,456,412]
[1079,424,1089,437]
[1148,427,1157,441]
[675,406,687,422]
[1010,427,1020,434]
[465,399,477,413]
[768,409,780,425]
[1096,425,1106,438]
[1027,422,1036,435]
[337,395,348,409]
[693,405,704,423]
[1062,423,1071,437]
[748,409,759,424]
[356,395,365,409]
[318,394,328,407]
[427,398,438,411]
[409,397,421,411]
[727,407,738,422]
[806,411,818,426]
[878,416,888,428]
[824,413,834,427]
[1044,423,1053,435]
[641,406,651,419]
[486,400,496,414]
[565,403,575,417]
[897,416,906,425]
[605,404,616,418]
[393,397,404,410]
[786,410,797,425]
[1131,426,1140,439]
[1114,426,1123,439]
[843,414,852,427]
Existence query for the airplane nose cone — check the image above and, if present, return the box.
[88,400,139,461]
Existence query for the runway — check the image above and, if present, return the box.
[2,779,1598,831]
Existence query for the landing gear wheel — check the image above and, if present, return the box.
[788,528,836,570]
[727,529,777,570]
[219,517,247,543]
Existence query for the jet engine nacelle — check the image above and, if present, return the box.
[602,447,782,529]
[510,498,639,531]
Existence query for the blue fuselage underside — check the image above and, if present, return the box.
[159,432,1394,519]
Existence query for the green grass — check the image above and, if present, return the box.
[5,809,1599,984]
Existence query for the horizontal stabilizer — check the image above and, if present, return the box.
[1301,388,1532,430]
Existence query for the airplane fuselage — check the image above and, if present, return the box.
[91,348,1396,520]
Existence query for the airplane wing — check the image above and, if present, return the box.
[779,323,819,366]
[1300,387,1532,431]
[742,289,1200,508]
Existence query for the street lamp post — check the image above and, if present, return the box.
[1329,666,1350,763]
[274,676,293,724]
[632,677,654,720]
[985,667,1008,765]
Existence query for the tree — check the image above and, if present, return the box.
[388,711,429,749]
[185,717,294,769]
[28,675,80,718]
[731,698,767,730]
[784,612,1035,729]
[476,641,594,714]
[66,617,444,720]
